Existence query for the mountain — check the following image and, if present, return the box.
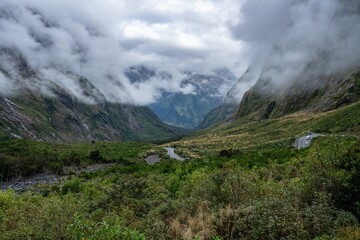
[233,0,360,121]
[0,48,189,142]
[196,103,237,129]
[197,68,259,129]
[198,65,360,128]
[0,93,189,143]
[236,67,360,121]
[125,66,235,129]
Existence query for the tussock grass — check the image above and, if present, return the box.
[169,101,360,157]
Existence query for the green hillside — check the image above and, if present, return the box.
[171,101,360,158]
[1,100,359,239]
[236,69,360,121]
[0,90,189,143]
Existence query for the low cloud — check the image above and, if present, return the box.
[229,0,360,100]
[1,0,358,106]
[0,0,243,105]
[0,71,16,96]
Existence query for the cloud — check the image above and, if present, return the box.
[226,0,292,102]
[2,0,358,106]
[0,0,244,105]
[229,0,360,100]
[0,71,16,96]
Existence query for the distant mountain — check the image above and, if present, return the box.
[197,103,237,129]
[197,68,257,129]
[0,48,189,142]
[125,66,236,129]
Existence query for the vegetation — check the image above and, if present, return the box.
[0,102,360,239]
[0,140,157,181]
[0,90,190,143]
[0,136,359,239]
[171,101,360,157]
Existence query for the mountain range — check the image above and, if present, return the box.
[125,66,235,129]
[0,48,189,142]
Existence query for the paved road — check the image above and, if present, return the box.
[294,132,322,149]
[165,147,185,161]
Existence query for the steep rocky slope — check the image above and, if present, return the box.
[0,92,189,142]
[0,49,189,143]
[233,0,360,121]
[236,68,360,121]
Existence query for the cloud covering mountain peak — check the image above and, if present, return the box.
[0,0,243,105]
[1,0,359,106]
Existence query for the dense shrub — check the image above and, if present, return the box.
[0,138,360,239]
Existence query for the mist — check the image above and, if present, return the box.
[0,0,243,105]
[0,0,359,106]
[229,0,360,100]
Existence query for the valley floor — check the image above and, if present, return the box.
[0,102,360,239]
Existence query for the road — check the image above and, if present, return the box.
[165,147,185,161]
[294,132,322,149]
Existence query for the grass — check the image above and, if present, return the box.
[168,101,360,157]
[0,139,157,160]
[0,139,164,180]
[0,100,360,239]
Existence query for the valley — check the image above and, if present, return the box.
[0,99,359,239]
[126,66,235,129]
[1,0,360,239]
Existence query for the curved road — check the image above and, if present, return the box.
[294,132,322,149]
[165,147,185,161]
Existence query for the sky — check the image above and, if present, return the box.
[0,0,359,105]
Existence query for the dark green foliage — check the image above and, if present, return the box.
[0,139,154,181]
[313,102,360,134]
[333,141,360,218]
[219,148,240,158]
[263,101,276,119]
[1,108,360,239]
[1,136,360,239]
[335,211,359,228]
[89,150,103,163]
[218,147,297,167]
[61,179,83,194]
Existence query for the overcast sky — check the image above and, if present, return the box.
[0,0,359,104]
[0,0,247,104]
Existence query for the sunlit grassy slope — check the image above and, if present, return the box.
[169,101,360,158]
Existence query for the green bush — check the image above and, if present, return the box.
[68,213,145,240]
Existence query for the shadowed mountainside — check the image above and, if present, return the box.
[0,48,190,142]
